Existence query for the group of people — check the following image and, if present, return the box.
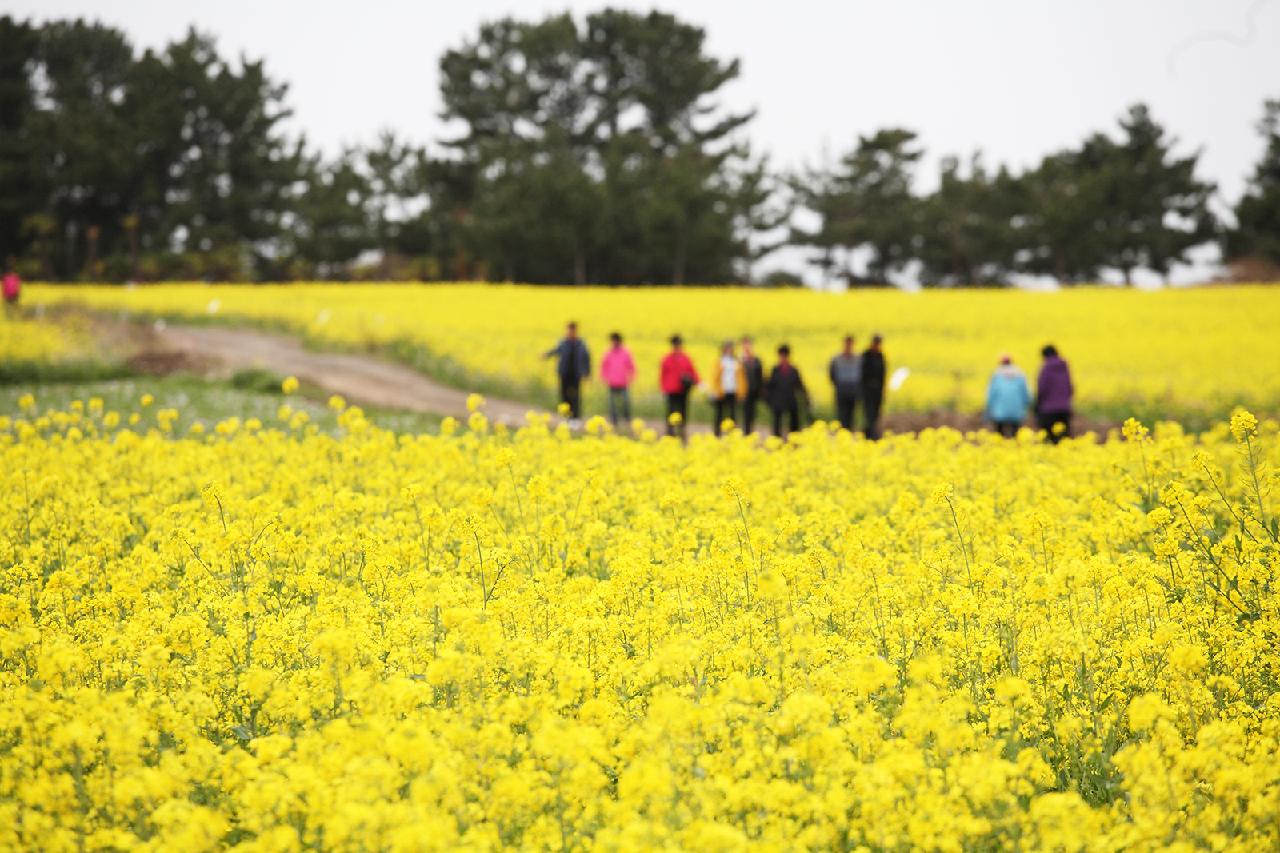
[985,345,1075,443]
[545,322,889,440]
[548,321,1078,443]
[654,334,887,441]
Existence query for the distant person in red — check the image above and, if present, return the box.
[660,334,699,440]
[766,344,809,439]
[599,331,636,427]
[2,262,20,308]
[1035,344,1074,443]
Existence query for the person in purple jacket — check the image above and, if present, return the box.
[1035,344,1074,443]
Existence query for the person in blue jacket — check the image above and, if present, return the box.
[986,354,1031,438]
[543,321,591,421]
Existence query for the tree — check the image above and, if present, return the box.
[437,9,767,284]
[793,129,922,286]
[150,31,304,271]
[467,133,599,283]
[362,131,427,257]
[439,14,597,283]
[0,16,45,265]
[1019,142,1112,283]
[1022,104,1215,285]
[1102,104,1216,283]
[28,19,137,278]
[290,150,374,278]
[729,153,792,284]
[916,154,1024,287]
[1226,99,1280,270]
[0,19,308,280]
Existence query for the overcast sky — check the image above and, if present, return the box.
[6,0,1279,283]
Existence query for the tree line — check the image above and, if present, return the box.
[1,10,1277,286]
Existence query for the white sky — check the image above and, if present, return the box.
[6,0,1279,283]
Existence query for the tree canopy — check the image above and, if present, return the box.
[794,105,1220,287]
[1226,100,1280,271]
[0,11,1269,285]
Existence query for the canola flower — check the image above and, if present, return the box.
[26,283,1280,422]
[0,309,78,364]
[1,398,1278,850]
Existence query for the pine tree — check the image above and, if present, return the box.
[1226,99,1280,271]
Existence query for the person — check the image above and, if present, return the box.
[659,334,699,440]
[740,336,764,435]
[2,265,20,308]
[1036,344,1074,443]
[709,340,747,436]
[543,321,590,421]
[599,331,636,427]
[766,344,809,439]
[828,335,862,431]
[985,354,1031,437]
[861,334,886,440]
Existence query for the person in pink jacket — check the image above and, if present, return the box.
[2,265,20,308]
[600,331,636,427]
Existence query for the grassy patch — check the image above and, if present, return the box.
[0,359,132,385]
[230,366,288,395]
[0,376,442,435]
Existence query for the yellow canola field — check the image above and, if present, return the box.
[28,283,1280,422]
[0,309,77,364]
[2,396,1278,850]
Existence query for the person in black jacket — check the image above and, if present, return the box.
[739,335,764,435]
[766,344,809,439]
[861,334,886,440]
[543,321,590,420]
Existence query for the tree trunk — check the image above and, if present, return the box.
[124,212,140,280]
[128,228,139,279]
[673,231,687,286]
[85,225,100,278]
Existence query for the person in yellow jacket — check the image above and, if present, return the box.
[709,339,748,436]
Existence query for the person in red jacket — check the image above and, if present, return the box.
[659,334,699,440]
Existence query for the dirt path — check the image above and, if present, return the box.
[150,324,543,424]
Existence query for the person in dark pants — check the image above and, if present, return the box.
[828,334,862,432]
[766,344,809,439]
[599,332,636,427]
[860,334,886,440]
[740,336,764,436]
[543,321,590,421]
[1035,344,1074,444]
[709,340,747,436]
[985,353,1031,437]
[659,334,699,440]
